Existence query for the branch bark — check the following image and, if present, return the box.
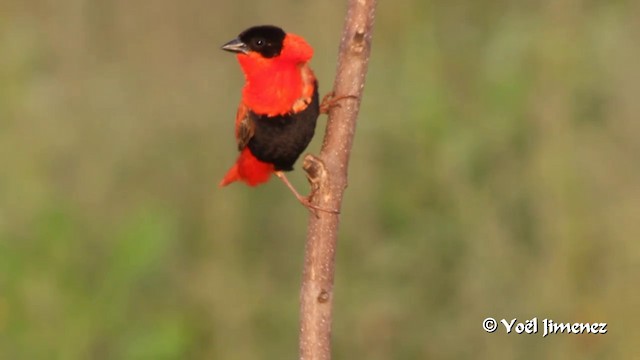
[298,0,377,359]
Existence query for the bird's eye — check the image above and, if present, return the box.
[254,39,265,47]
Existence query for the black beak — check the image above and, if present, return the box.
[221,38,249,54]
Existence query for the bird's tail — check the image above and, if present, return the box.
[219,163,240,187]
[219,148,274,187]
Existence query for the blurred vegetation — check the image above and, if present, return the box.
[1,0,639,359]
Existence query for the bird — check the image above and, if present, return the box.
[218,25,334,212]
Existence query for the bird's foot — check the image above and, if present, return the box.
[298,195,340,218]
[275,170,339,218]
[319,92,359,114]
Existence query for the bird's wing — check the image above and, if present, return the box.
[291,65,317,113]
[235,102,255,151]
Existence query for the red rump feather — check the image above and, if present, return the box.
[219,148,274,187]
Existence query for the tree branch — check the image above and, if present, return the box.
[298,0,377,359]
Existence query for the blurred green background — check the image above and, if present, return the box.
[1,0,639,359]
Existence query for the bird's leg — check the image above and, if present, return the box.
[320,92,359,114]
[274,171,339,216]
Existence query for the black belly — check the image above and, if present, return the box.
[247,84,319,171]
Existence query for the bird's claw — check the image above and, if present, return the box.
[300,197,340,218]
[320,92,358,114]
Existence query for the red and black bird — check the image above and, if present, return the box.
[219,25,324,210]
